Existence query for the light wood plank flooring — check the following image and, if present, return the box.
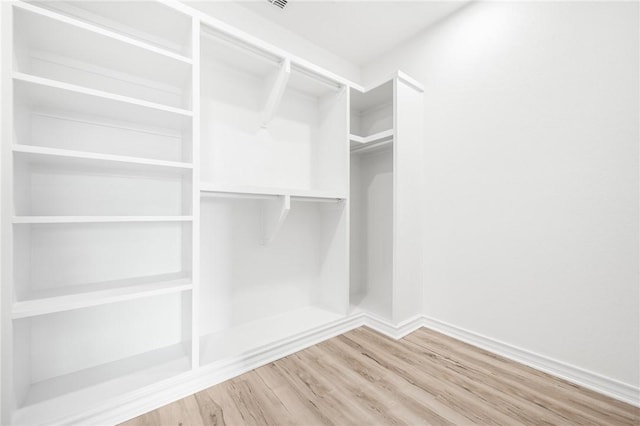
[122,327,640,425]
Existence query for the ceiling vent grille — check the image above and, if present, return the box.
[267,0,287,9]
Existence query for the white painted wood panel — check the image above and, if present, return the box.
[199,198,347,349]
[350,147,394,320]
[0,2,424,424]
[31,1,192,56]
[392,78,424,323]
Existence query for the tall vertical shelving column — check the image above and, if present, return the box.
[392,74,425,323]
[190,15,201,370]
[349,72,424,324]
[1,3,14,424]
[2,2,197,424]
[197,24,350,366]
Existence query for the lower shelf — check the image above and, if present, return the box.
[13,343,191,425]
[199,306,345,365]
[13,273,192,319]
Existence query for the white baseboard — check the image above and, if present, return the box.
[363,313,425,339]
[53,312,639,425]
[59,314,367,426]
[420,316,640,408]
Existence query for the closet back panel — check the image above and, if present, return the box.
[12,292,192,412]
[32,1,193,56]
[310,86,348,194]
[200,44,347,192]
[350,103,393,138]
[14,91,188,162]
[350,147,393,318]
[15,294,187,384]
[13,160,191,216]
[13,6,191,109]
[200,66,313,189]
[199,197,346,335]
[13,222,190,300]
[350,81,393,138]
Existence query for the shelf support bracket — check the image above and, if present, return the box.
[261,58,290,128]
[261,194,291,244]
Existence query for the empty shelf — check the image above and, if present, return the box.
[13,274,192,319]
[200,183,346,201]
[350,129,394,154]
[13,216,193,224]
[200,306,345,365]
[14,73,192,132]
[13,145,193,175]
[12,343,190,426]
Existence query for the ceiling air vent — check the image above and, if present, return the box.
[267,0,287,9]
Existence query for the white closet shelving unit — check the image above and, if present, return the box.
[349,76,424,324]
[0,1,423,424]
[198,25,349,366]
[2,1,196,424]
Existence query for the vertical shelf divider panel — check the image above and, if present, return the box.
[190,16,201,370]
[391,74,424,324]
[1,2,15,424]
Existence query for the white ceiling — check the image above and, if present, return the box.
[237,1,470,66]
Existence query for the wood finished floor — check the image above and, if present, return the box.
[122,327,640,426]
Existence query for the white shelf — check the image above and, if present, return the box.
[201,26,282,79]
[14,73,192,131]
[200,306,345,365]
[30,1,192,57]
[13,145,193,175]
[350,129,394,145]
[14,2,192,86]
[350,80,393,112]
[12,343,190,425]
[200,182,346,201]
[13,216,193,224]
[350,129,394,154]
[288,64,343,99]
[13,274,192,319]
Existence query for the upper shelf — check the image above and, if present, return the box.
[13,145,193,176]
[350,129,394,154]
[14,73,192,132]
[350,129,394,146]
[200,183,346,202]
[201,26,343,102]
[12,216,193,224]
[13,3,192,90]
[201,26,282,80]
[288,64,344,99]
[30,1,193,57]
[350,80,393,113]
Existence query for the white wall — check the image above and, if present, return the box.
[363,1,639,389]
[184,1,360,83]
